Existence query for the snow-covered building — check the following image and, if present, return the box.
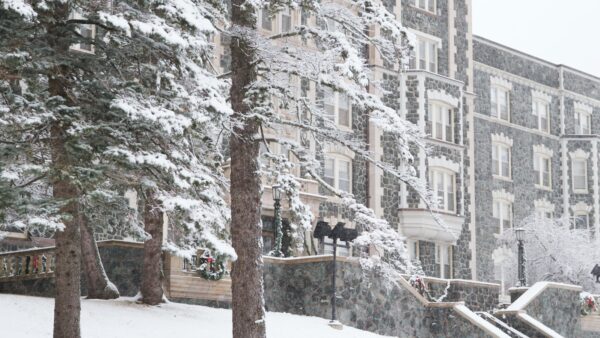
[4,0,600,292]
[213,0,600,288]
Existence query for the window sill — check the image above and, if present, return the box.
[534,184,552,191]
[491,115,510,123]
[336,125,353,133]
[409,5,438,16]
[573,189,589,195]
[493,175,512,182]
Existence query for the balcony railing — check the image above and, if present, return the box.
[0,247,56,281]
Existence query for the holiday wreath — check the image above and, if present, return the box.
[198,250,226,281]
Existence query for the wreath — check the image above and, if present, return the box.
[198,251,226,281]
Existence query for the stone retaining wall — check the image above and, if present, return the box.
[263,256,493,337]
[420,276,500,311]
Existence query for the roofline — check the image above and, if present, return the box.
[473,35,600,83]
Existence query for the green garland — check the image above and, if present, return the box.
[198,256,226,281]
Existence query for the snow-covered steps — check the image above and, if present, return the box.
[475,311,528,338]
[453,304,511,338]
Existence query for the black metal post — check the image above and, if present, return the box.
[331,237,337,322]
[272,197,283,257]
[517,239,526,287]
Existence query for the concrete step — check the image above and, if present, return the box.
[475,311,528,338]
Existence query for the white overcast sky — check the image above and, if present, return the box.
[472,0,600,77]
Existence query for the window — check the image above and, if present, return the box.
[572,159,587,192]
[261,8,272,31]
[407,240,419,261]
[429,168,456,213]
[492,143,511,178]
[575,110,591,134]
[572,212,589,230]
[491,86,510,121]
[435,243,452,278]
[533,100,550,133]
[323,237,350,256]
[535,199,554,219]
[324,156,352,193]
[534,153,551,188]
[430,103,453,143]
[323,87,352,128]
[493,200,512,234]
[414,0,436,13]
[70,12,95,53]
[279,8,292,33]
[410,37,438,73]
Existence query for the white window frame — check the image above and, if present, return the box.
[434,243,452,278]
[324,154,352,194]
[406,240,419,261]
[493,199,513,234]
[409,32,440,73]
[534,199,554,219]
[532,91,551,133]
[571,202,592,231]
[278,7,292,33]
[575,109,592,135]
[572,158,588,193]
[323,237,351,256]
[429,167,456,213]
[69,12,96,54]
[323,87,352,130]
[492,142,511,179]
[491,86,510,121]
[569,149,589,193]
[429,102,454,143]
[533,146,552,189]
[259,7,273,31]
[414,0,436,13]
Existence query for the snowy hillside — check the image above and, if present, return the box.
[0,294,391,338]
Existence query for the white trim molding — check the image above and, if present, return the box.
[569,148,589,160]
[427,89,459,107]
[534,199,555,213]
[574,101,593,115]
[492,189,515,203]
[531,90,552,104]
[428,156,460,173]
[533,144,554,158]
[323,143,355,159]
[491,133,513,147]
[572,201,592,214]
[490,76,512,90]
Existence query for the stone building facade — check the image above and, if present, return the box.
[4,0,600,293]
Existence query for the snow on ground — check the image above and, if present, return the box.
[0,294,392,338]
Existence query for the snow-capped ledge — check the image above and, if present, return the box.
[505,281,582,312]
[427,90,459,107]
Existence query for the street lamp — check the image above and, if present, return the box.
[270,185,283,257]
[514,227,527,287]
[313,221,358,328]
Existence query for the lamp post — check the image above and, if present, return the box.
[270,185,283,257]
[313,221,358,329]
[515,227,527,287]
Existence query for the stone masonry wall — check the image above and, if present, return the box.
[263,257,494,338]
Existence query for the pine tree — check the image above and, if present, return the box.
[1,0,231,333]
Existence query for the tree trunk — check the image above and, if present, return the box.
[47,4,82,336]
[80,215,120,299]
[50,117,82,338]
[140,190,164,305]
[230,1,267,337]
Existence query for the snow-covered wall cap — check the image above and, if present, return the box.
[574,101,593,114]
[534,198,555,212]
[428,156,460,173]
[569,148,589,160]
[324,143,355,159]
[490,76,512,90]
[491,133,513,147]
[572,201,592,213]
[533,144,554,157]
[531,90,552,103]
[427,90,459,108]
[492,189,514,203]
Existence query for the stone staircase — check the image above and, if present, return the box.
[475,311,528,338]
